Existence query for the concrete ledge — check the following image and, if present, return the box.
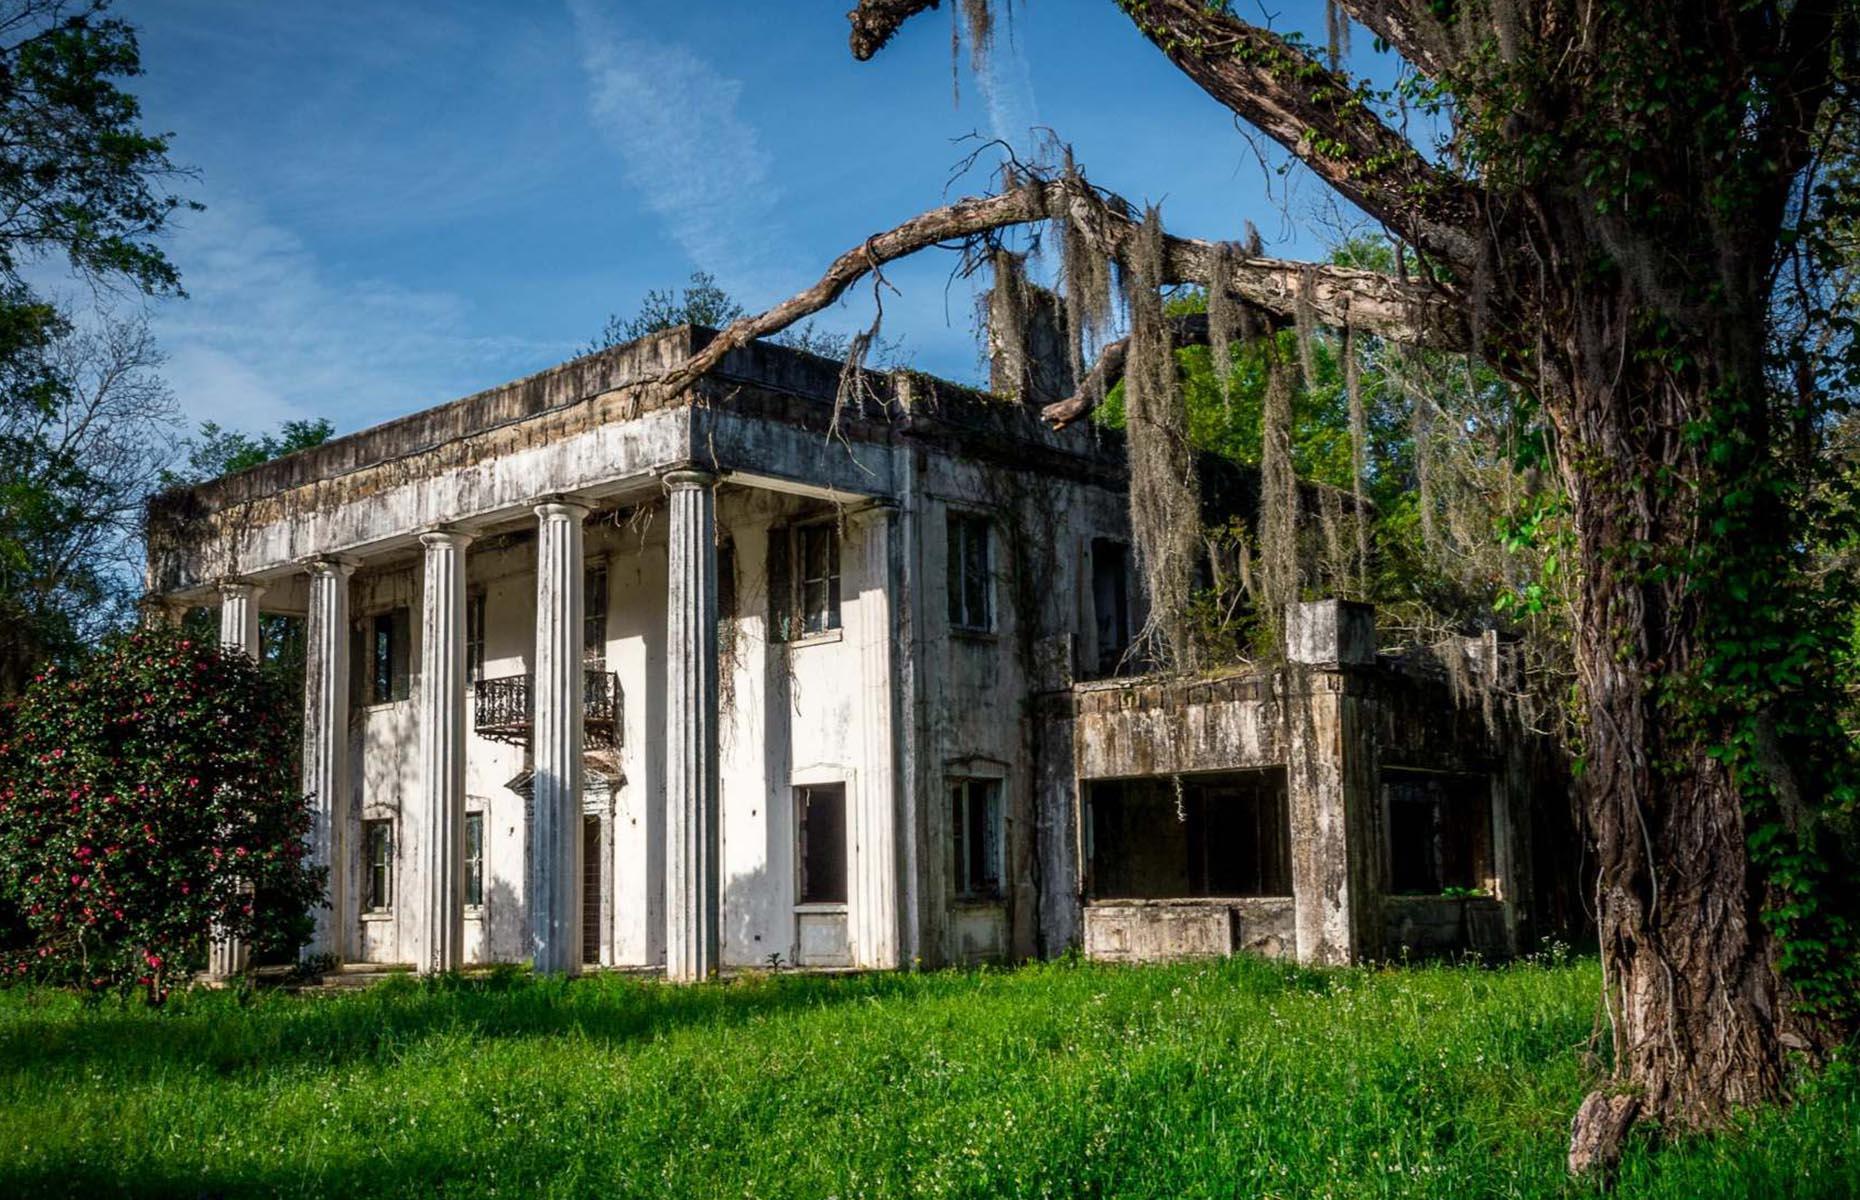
[1082,898,1294,963]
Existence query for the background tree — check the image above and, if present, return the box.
[0,626,321,1001]
[0,0,191,690]
[643,0,1859,1168]
[591,269,908,365]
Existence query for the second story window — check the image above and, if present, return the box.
[466,592,486,684]
[947,512,993,632]
[1091,539,1132,676]
[584,562,609,666]
[768,520,841,641]
[367,607,410,704]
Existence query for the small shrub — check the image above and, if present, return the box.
[0,626,322,1001]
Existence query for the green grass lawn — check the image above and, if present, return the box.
[0,954,1853,1198]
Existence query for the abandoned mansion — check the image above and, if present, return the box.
[144,328,1561,981]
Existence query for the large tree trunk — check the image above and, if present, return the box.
[1549,293,1810,1168]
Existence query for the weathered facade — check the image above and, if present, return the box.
[146,328,1546,978]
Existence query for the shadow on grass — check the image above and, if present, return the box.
[0,966,944,1081]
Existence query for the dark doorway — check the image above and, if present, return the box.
[581,815,602,966]
[796,784,848,905]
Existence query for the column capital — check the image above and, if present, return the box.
[300,553,359,577]
[418,526,475,551]
[661,467,718,492]
[533,496,591,521]
[218,578,266,601]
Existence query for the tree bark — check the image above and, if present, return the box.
[1547,291,1814,1166]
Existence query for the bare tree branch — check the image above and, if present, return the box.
[1041,312,1210,430]
[646,175,1466,402]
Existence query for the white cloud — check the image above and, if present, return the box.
[146,196,567,434]
[567,0,787,293]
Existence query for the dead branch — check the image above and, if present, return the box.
[1042,312,1210,430]
[645,175,1465,403]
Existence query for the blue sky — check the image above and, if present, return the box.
[99,0,1391,437]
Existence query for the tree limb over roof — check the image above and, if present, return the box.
[641,174,1466,406]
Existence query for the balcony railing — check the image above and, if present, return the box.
[474,668,621,749]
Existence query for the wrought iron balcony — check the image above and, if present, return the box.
[474,668,621,749]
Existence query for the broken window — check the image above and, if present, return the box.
[464,811,484,910]
[1085,770,1290,899]
[768,520,841,641]
[362,820,394,912]
[795,783,847,905]
[946,512,993,631]
[584,561,609,665]
[1383,771,1493,894]
[1091,538,1132,676]
[950,777,1003,899]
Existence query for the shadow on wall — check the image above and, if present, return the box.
[722,861,780,967]
[482,876,525,964]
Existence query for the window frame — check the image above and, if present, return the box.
[583,560,609,666]
[949,777,1005,901]
[769,519,842,643]
[362,819,394,914]
[465,591,486,685]
[946,511,995,633]
[464,810,485,912]
[368,607,411,706]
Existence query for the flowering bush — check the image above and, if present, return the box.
[0,626,322,1001]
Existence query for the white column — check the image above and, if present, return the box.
[417,528,472,974]
[210,580,265,981]
[530,499,588,975]
[301,557,355,964]
[664,469,720,983]
[218,581,263,657]
[852,505,902,968]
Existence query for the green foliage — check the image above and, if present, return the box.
[0,957,1853,1196]
[164,417,335,486]
[0,1,191,690]
[0,1,190,295]
[590,269,908,365]
[588,270,745,351]
[0,626,322,1001]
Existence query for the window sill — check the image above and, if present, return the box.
[464,906,485,920]
[786,629,843,649]
[359,910,395,923]
[792,902,848,914]
[950,626,997,643]
[950,896,1005,909]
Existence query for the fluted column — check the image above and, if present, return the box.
[852,505,902,968]
[210,580,265,981]
[218,581,263,657]
[531,499,589,975]
[664,469,720,983]
[302,557,355,963]
[416,528,473,974]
